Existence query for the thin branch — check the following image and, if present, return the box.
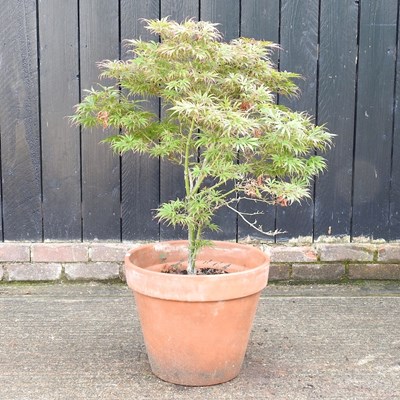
[184,119,196,194]
[236,196,275,205]
[233,210,264,217]
[230,194,285,209]
[225,204,286,236]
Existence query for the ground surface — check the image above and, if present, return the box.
[0,282,399,400]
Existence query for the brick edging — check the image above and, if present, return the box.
[0,242,400,282]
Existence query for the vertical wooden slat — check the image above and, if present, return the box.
[39,0,81,240]
[0,0,42,240]
[201,0,239,40]
[390,5,400,240]
[159,0,200,240]
[238,0,280,240]
[80,0,120,240]
[314,0,358,240]
[162,0,199,21]
[120,0,160,241]
[241,0,279,42]
[276,0,319,241]
[352,0,397,240]
[200,0,240,240]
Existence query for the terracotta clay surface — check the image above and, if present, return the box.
[125,241,270,386]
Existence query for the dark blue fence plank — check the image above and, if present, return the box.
[276,0,319,241]
[39,0,81,240]
[201,0,240,240]
[120,0,161,241]
[238,0,280,241]
[390,4,400,240]
[159,0,200,240]
[314,0,358,240]
[0,0,42,240]
[80,0,121,240]
[352,0,397,240]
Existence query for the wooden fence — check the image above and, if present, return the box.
[1,0,400,242]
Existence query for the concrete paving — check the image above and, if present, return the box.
[0,282,399,400]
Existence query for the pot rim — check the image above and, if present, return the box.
[124,240,270,302]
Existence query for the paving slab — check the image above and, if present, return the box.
[0,282,399,400]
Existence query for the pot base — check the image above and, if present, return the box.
[134,290,261,386]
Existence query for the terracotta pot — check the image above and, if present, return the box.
[125,240,269,386]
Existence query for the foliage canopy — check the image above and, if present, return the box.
[72,18,333,273]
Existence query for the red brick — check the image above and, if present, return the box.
[120,264,126,282]
[378,245,400,262]
[292,264,345,281]
[317,244,374,262]
[64,262,120,280]
[6,263,62,281]
[0,243,30,262]
[31,243,88,262]
[270,246,317,263]
[349,264,400,280]
[90,243,135,262]
[268,264,290,281]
